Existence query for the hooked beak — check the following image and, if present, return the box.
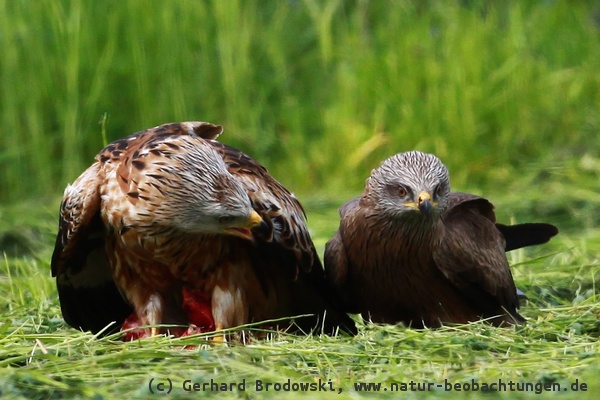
[404,191,436,217]
[417,191,432,216]
[223,210,264,241]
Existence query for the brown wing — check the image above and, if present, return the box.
[206,140,356,334]
[432,192,524,323]
[50,163,133,334]
[207,140,314,268]
[447,192,559,252]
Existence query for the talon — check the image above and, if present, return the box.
[211,323,226,344]
[211,335,226,343]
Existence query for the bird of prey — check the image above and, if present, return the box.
[324,151,558,328]
[51,121,356,339]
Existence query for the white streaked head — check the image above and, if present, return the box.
[365,151,450,219]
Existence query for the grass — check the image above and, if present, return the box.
[1,0,600,399]
[1,1,600,200]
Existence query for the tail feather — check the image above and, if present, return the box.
[496,223,558,252]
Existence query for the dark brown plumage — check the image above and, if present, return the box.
[51,121,356,339]
[325,151,557,328]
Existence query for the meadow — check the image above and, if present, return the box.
[1,0,599,398]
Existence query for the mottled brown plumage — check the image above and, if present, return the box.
[325,151,557,328]
[51,121,355,338]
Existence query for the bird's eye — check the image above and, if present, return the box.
[218,216,236,225]
[385,184,409,198]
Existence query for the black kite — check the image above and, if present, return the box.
[325,151,557,328]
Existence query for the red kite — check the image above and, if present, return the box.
[51,122,355,339]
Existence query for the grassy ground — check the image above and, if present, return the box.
[1,196,598,399]
[1,0,600,399]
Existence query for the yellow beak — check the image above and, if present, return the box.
[417,191,432,216]
[403,191,437,216]
[223,210,263,241]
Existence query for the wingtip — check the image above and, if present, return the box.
[184,121,224,140]
[497,222,559,252]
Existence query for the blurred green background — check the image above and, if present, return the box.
[1,3,599,397]
[1,0,599,230]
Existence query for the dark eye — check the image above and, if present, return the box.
[397,186,408,197]
[218,216,236,225]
